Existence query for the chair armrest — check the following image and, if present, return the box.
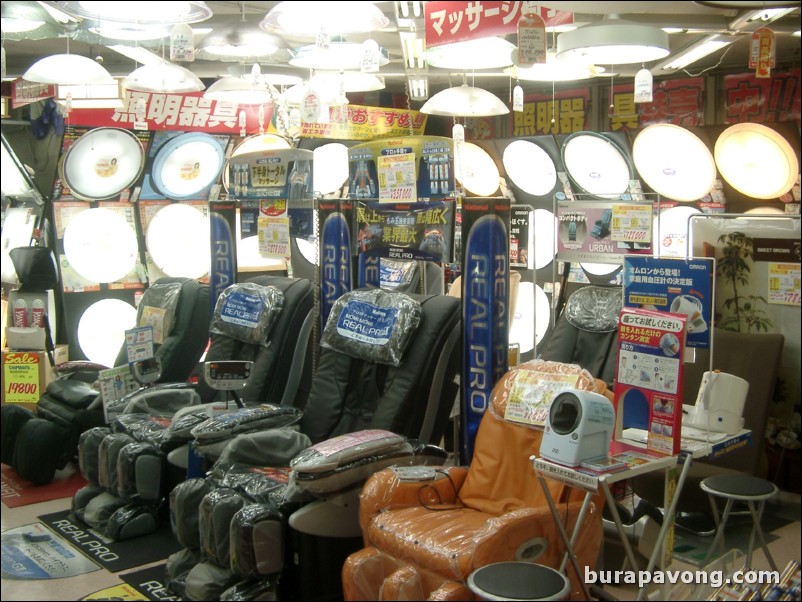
[358,466,469,534]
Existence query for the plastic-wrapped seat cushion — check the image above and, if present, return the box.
[184,560,240,602]
[229,504,285,578]
[166,547,203,599]
[116,441,163,502]
[78,427,112,484]
[320,288,422,367]
[97,433,135,493]
[199,488,248,567]
[170,477,214,550]
[220,579,278,601]
[105,502,160,541]
[216,428,311,468]
[71,484,105,523]
[83,491,127,532]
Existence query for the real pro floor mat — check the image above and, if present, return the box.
[119,564,173,601]
[37,510,182,574]
[1,464,88,508]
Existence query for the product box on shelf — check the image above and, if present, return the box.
[5,289,57,351]
[1,344,69,410]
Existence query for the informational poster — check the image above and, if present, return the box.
[2,351,41,404]
[510,205,532,268]
[378,150,417,202]
[1,523,99,579]
[768,262,801,306]
[556,201,652,264]
[318,199,354,329]
[622,256,713,349]
[614,307,687,456]
[124,326,154,363]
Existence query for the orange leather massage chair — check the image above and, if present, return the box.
[342,360,608,600]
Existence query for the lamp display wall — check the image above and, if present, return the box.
[560,131,634,200]
[145,202,210,280]
[76,297,137,366]
[455,142,500,197]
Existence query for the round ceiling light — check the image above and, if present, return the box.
[653,205,701,258]
[289,42,389,70]
[260,1,389,36]
[425,37,516,70]
[77,299,137,366]
[507,50,604,82]
[421,85,509,117]
[151,132,225,200]
[56,1,213,24]
[123,62,205,93]
[562,132,633,199]
[503,140,557,197]
[63,208,139,283]
[633,124,716,203]
[714,123,799,200]
[223,134,291,192]
[63,128,145,201]
[146,203,209,279]
[23,54,114,85]
[314,143,350,195]
[455,143,500,197]
[556,18,670,65]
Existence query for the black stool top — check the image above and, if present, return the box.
[468,562,569,601]
[701,474,776,498]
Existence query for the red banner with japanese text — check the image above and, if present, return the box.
[607,78,705,131]
[424,1,572,47]
[511,88,590,137]
[723,69,801,124]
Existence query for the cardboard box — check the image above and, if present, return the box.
[1,344,69,411]
[5,289,57,351]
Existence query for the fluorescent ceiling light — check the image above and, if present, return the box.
[407,76,428,101]
[289,42,389,70]
[106,44,165,66]
[197,20,286,61]
[425,37,516,70]
[23,54,115,85]
[507,51,603,82]
[55,1,212,24]
[261,1,389,36]
[655,35,734,71]
[421,84,509,117]
[556,17,670,65]
[400,31,426,69]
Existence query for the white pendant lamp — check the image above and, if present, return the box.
[123,61,205,93]
[260,1,389,36]
[421,84,509,117]
[55,1,212,24]
[23,54,114,85]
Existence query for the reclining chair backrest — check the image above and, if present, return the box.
[458,360,607,514]
[193,275,315,406]
[299,289,461,445]
[538,284,622,386]
[113,277,211,383]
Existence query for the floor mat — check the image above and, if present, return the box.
[1,463,87,508]
[37,510,182,574]
[119,564,174,601]
[1,522,100,580]
[672,512,792,566]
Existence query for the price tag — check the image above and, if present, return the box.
[517,12,547,65]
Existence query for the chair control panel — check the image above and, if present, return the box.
[204,360,253,391]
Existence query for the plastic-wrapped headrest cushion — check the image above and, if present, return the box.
[564,286,622,333]
[210,282,284,347]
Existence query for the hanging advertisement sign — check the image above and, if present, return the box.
[622,256,713,350]
[461,198,511,464]
[425,1,573,47]
[513,88,590,136]
[319,199,354,328]
[348,137,454,201]
[301,105,427,140]
[209,200,238,314]
[608,78,705,131]
[556,201,653,264]
[8,79,56,109]
[750,27,775,78]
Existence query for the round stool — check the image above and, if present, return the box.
[467,562,570,601]
[700,474,778,571]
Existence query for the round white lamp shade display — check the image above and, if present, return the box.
[63,128,145,201]
[223,134,291,192]
[744,206,785,215]
[653,205,701,258]
[532,209,556,270]
[510,281,551,354]
[77,298,137,367]
[562,132,633,199]
[633,124,716,202]
[63,207,138,283]
[146,203,210,279]
[455,142,499,197]
[151,133,225,200]
[313,143,349,195]
[503,140,557,197]
[714,123,799,200]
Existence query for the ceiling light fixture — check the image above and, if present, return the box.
[196,19,287,61]
[407,75,429,101]
[425,37,516,70]
[123,61,205,93]
[652,34,734,72]
[23,54,115,85]
[420,84,509,117]
[507,50,604,82]
[289,42,389,71]
[556,15,670,65]
[55,1,212,24]
[260,1,389,36]
[1,1,61,39]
